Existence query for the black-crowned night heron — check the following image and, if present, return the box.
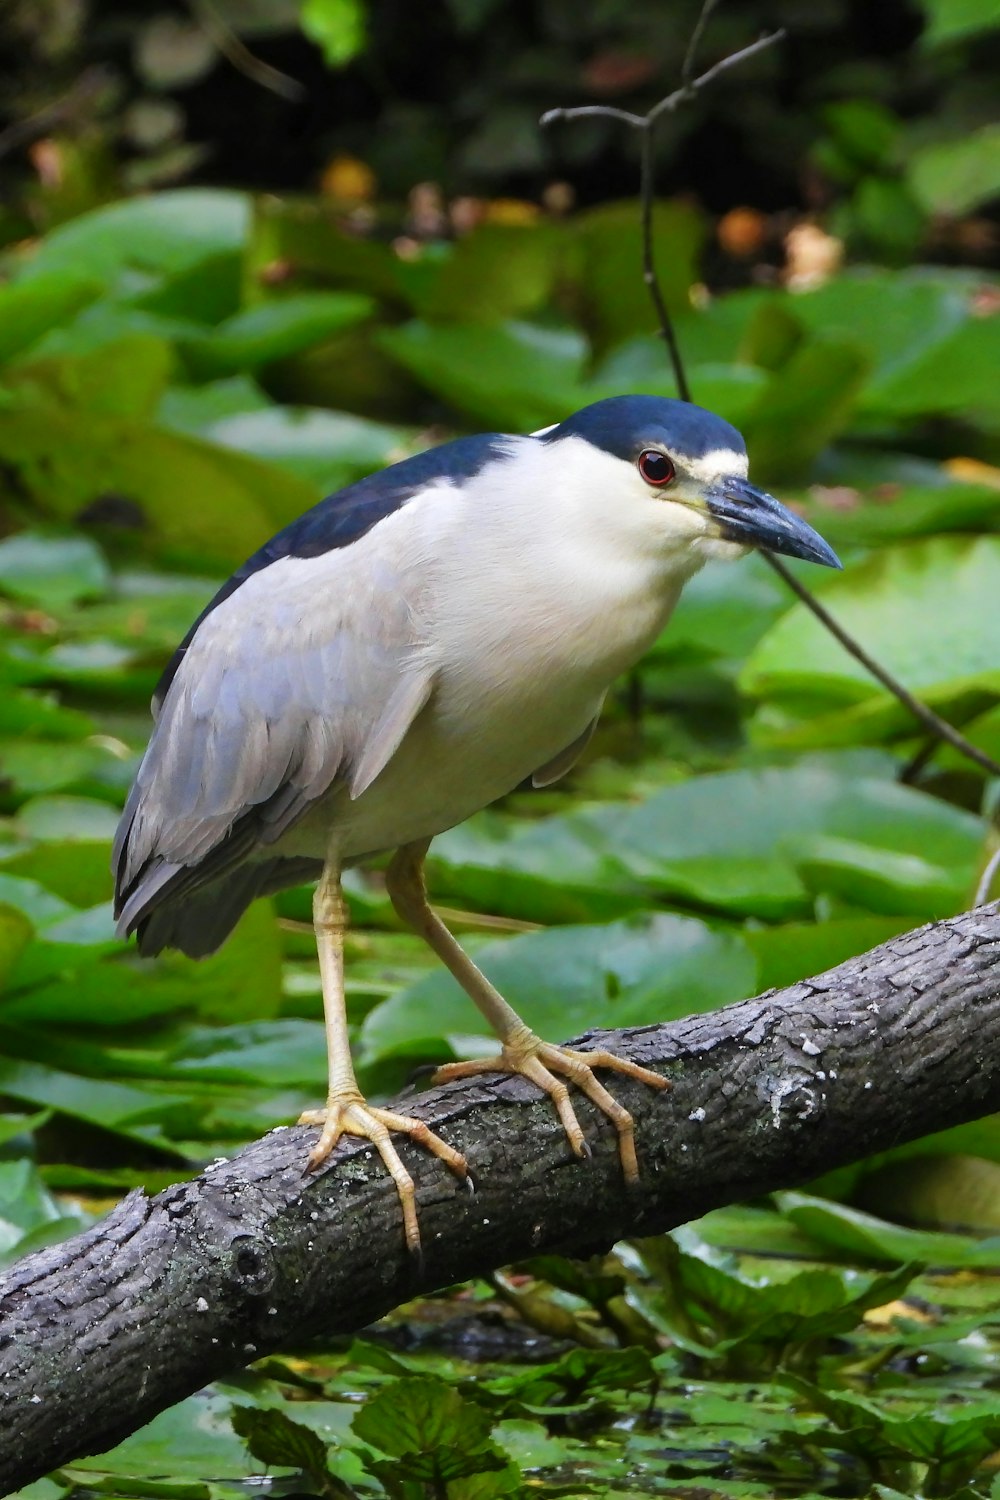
[113,395,839,1252]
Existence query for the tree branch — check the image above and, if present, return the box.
[540,22,1000,784]
[1,905,998,1492]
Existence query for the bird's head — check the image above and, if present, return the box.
[536,395,840,572]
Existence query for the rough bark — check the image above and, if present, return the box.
[1,904,998,1491]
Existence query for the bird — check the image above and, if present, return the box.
[113,394,840,1253]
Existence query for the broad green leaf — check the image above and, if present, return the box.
[579,760,982,918]
[69,1391,290,1481]
[742,536,1000,711]
[858,1154,1000,1234]
[0,1109,51,1148]
[9,335,174,420]
[909,125,1000,216]
[823,100,900,172]
[7,800,119,907]
[0,739,122,800]
[355,1374,491,1458]
[0,533,110,610]
[794,834,975,917]
[0,904,34,989]
[0,687,94,742]
[204,405,413,489]
[741,339,869,483]
[792,478,1000,552]
[588,331,770,427]
[361,913,755,1064]
[787,271,968,395]
[4,901,119,989]
[17,794,120,841]
[0,1156,87,1265]
[775,1190,1000,1267]
[163,1019,323,1085]
[0,873,73,925]
[653,551,790,662]
[0,844,112,912]
[415,222,563,324]
[0,272,102,364]
[873,315,1000,418]
[179,292,374,379]
[156,375,270,435]
[353,1376,509,1489]
[918,0,1000,48]
[378,318,588,429]
[431,756,976,924]
[16,190,250,295]
[247,195,407,305]
[573,200,705,352]
[22,302,204,362]
[300,0,367,66]
[0,1054,194,1150]
[646,1249,918,1356]
[229,1405,341,1494]
[427,809,646,925]
[743,915,909,991]
[0,401,319,571]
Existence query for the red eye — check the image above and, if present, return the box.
[637,449,675,486]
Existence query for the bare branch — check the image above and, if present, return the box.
[681,0,721,86]
[975,844,1000,907]
[187,0,306,101]
[763,553,1000,780]
[1,905,998,1493]
[540,13,1000,785]
[648,28,785,126]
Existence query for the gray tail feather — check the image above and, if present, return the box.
[129,856,323,959]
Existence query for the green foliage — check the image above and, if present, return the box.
[354,1377,519,1496]
[0,41,999,1489]
[300,0,367,68]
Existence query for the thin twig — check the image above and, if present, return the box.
[682,0,720,85]
[975,845,1000,907]
[540,28,782,132]
[0,68,111,162]
[540,15,1000,785]
[640,131,692,403]
[763,554,1000,778]
[648,27,785,125]
[187,0,306,101]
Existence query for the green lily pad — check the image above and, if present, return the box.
[179,292,374,379]
[360,913,755,1064]
[0,533,110,610]
[742,536,1000,710]
[378,319,588,429]
[0,271,102,364]
[16,190,250,295]
[204,405,413,490]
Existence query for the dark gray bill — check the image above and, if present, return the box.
[706,475,842,568]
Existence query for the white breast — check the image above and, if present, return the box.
[314,437,704,859]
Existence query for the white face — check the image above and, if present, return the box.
[643,444,752,564]
[495,433,754,581]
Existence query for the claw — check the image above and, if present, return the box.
[298,1095,468,1256]
[433,1035,668,1183]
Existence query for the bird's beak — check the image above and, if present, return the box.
[703,475,842,569]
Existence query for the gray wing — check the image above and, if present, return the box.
[530,707,601,788]
[114,542,434,939]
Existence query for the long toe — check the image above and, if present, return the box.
[298,1096,468,1256]
[432,1037,668,1183]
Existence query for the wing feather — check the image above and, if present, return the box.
[114,539,435,925]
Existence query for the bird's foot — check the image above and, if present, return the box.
[432,1030,668,1184]
[298,1091,468,1256]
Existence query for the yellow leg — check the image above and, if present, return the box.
[299,859,468,1255]
[385,841,669,1183]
